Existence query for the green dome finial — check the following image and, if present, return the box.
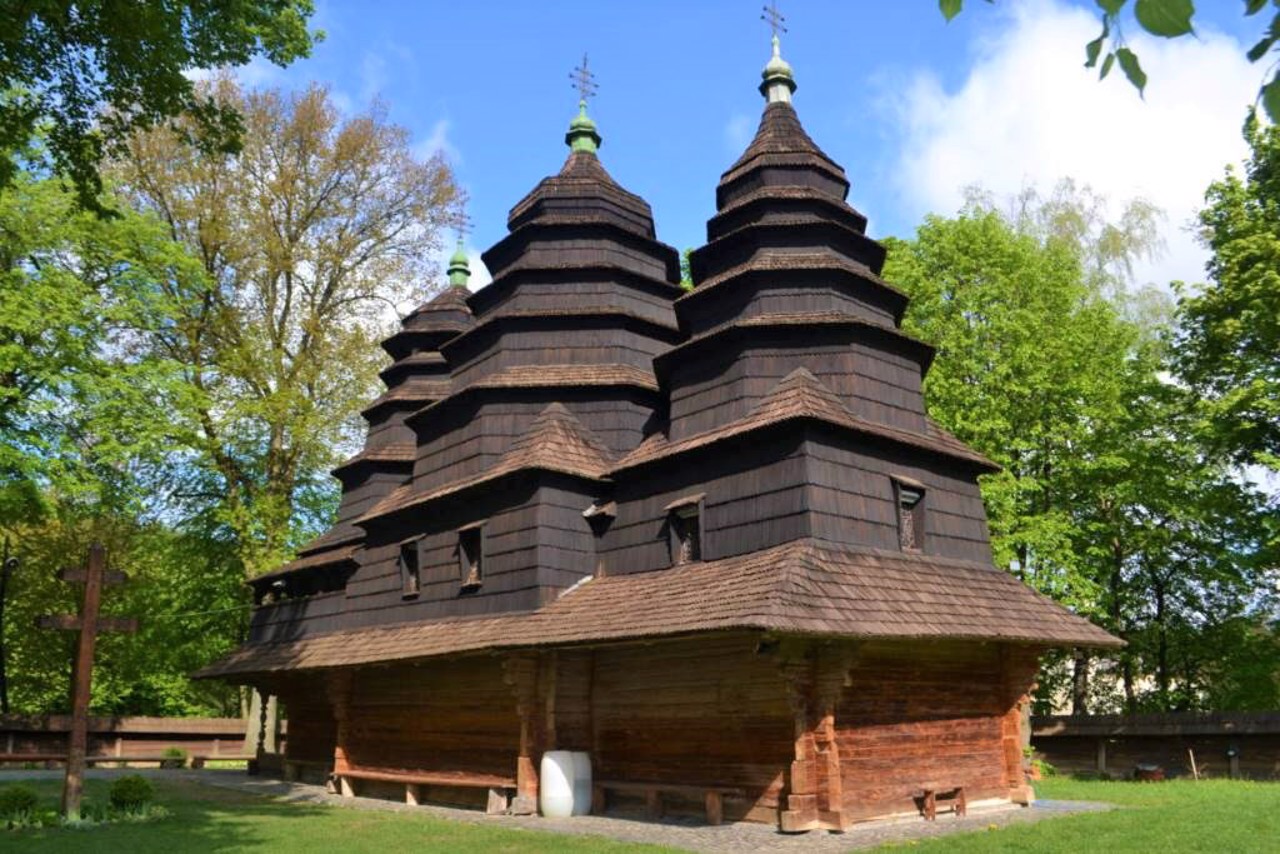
[566,53,602,154]
[760,33,796,103]
[447,236,470,287]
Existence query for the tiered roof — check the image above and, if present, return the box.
[201,538,1120,679]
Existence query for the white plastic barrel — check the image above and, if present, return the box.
[570,751,592,816]
[540,750,575,818]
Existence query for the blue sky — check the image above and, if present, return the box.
[236,0,1269,292]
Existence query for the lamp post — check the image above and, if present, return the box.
[0,538,18,714]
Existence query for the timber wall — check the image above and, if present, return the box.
[265,633,1037,825]
[835,641,1036,820]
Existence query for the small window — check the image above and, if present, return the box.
[459,524,483,589]
[399,540,420,599]
[894,479,925,552]
[665,494,705,566]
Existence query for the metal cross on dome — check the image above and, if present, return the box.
[455,212,473,238]
[569,53,598,103]
[761,2,787,37]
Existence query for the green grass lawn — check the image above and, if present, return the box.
[1,775,1277,853]
[885,777,1280,853]
[0,777,676,853]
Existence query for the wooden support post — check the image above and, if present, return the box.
[1000,646,1040,806]
[645,787,662,819]
[114,736,123,757]
[504,653,541,815]
[1096,738,1107,774]
[705,790,724,826]
[4,733,12,754]
[776,639,856,833]
[36,543,135,822]
[327,671,355,798]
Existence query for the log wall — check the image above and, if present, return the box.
[834,640,1035,820]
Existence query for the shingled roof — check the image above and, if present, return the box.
[361,402,612,522]
[614,368,996,473]
[720,102,848,193]
[506,150,657,238]
[196,538,1119,678]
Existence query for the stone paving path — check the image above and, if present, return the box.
[0,768,1113,852]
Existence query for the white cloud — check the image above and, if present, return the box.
[465,250,492,292]
[413,119,461,166]
[725,114,753,153]
[887,0,1259,289]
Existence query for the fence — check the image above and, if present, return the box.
[0,715,259,762]
[1032,712,1280,780]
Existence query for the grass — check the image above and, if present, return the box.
[0,777,676,853]
[1,774,1276,852]
[882,777,1280,853]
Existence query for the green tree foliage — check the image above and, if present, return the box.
[883,183,1152,611]
[113,80,466,576]
[0,161,200,522]
[1177,113,1280,476]
[940,0,1280,123]
[885,181,1277,713]
[0,162,243,715]
[0,1,318,211]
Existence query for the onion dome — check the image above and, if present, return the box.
[760,34,796,102]
[447,237,471,287]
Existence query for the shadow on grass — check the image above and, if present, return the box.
[2,774,677,854]
[3,776,330,853]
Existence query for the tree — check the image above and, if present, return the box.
[112,80,466,576]
[939,0,1280,122]
[0,159,200,523]
[888,180,1278,714]
[883,184,1154,611]
[0,162,244,717]
[1177,113,1280,476]
[0,1,318,210]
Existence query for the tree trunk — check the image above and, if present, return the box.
[1154,583,1170,710]
[1071,647,1090,715]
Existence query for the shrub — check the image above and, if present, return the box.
[109,775,155,813]
[160,747,187,768]
[0,785,38,818]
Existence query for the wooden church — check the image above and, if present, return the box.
[198,32,1119,830]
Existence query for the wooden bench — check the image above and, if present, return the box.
[190,753,256,769]
[336,768,517,815]
[0,753,65,767]
[592,780,745,826]
[84,755,171,767]
[914,783,966,821]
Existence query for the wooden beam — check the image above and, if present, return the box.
[62,543,104,821]
[36,615,137,633]
[503,652,541,815]
[58,567,128,586]
[326,671,355,795]
[776,639,857,833]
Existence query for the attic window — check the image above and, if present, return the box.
[459,523,484,590]
[893,478,926,552]
[666,494,705,566]
[398,540,420,599]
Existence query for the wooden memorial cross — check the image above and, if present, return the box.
[36,542,136,821]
